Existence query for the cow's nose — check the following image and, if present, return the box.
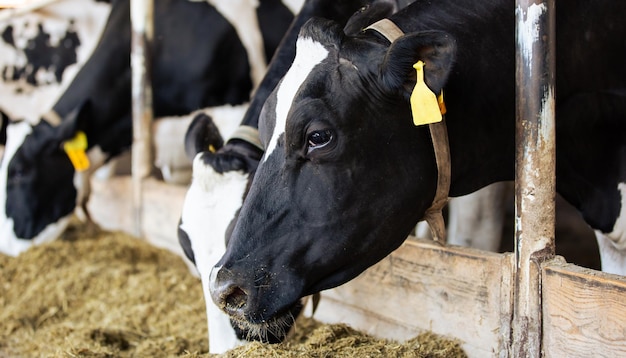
[209,266,249,318]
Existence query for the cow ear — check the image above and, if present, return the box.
[300,17,345,49]
[380,31,456,100]
[343,1,398,36]
[184,113,225,161]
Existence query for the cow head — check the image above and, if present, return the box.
[177,113,294,345]
[208,17,456,333]
[0,68,132,256]
[179,2,404,346]
[0,113,80,254]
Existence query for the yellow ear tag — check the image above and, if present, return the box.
[410,61,443,126]
[63,131,90,172]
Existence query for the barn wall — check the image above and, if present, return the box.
[88,176,188,260]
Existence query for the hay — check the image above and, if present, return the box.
[0,219,466,357]
[204,323,467,358]
[0,219,208,357]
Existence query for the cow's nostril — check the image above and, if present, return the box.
[209,266,250,318]
[224,286,248,312]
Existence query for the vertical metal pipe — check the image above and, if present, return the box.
[130,0,153,237]
[513,0,556,356]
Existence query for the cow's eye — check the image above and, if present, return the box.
[307,129,333,154]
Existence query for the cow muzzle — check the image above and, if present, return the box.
[209,265,249,320]
[209,264,308,343]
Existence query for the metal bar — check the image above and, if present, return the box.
[513,0,556,356]
[130,0,153,237]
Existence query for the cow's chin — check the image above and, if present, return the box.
[228,299,305,344]
[0,215,71,256]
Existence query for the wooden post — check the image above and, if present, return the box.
[130,0,153,237]
[513,0,556,356]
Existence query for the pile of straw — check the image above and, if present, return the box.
[210,322,466,358]
[0,220,465,357]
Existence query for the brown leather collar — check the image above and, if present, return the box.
[230,125,264,151]
[365,19,450,244]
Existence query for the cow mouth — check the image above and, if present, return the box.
[228,300,304,343]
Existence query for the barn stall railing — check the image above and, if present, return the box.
[130,0,154,238]
[87,1,626,357]
[512,0,556,356]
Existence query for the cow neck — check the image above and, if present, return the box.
[365,19,450,244]
[41,109,93,173]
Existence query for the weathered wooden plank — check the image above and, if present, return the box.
[542,261,626,358]
[88,176,187,258]
[88,175,134,233]
[141,177,187,254]
[315,238,515,358]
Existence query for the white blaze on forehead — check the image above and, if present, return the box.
[263,37,328,162]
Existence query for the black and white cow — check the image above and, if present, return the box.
[0,0,296,256]
[182,0,508,253]
[178,0,408,351]
[0,0,111,123]
[206,0,626,337]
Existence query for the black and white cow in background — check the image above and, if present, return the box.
[178,0,412,352]
[0,0,112,250]
[0,0,296,256]
[0,0,111,124]
[205,0,626,338]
